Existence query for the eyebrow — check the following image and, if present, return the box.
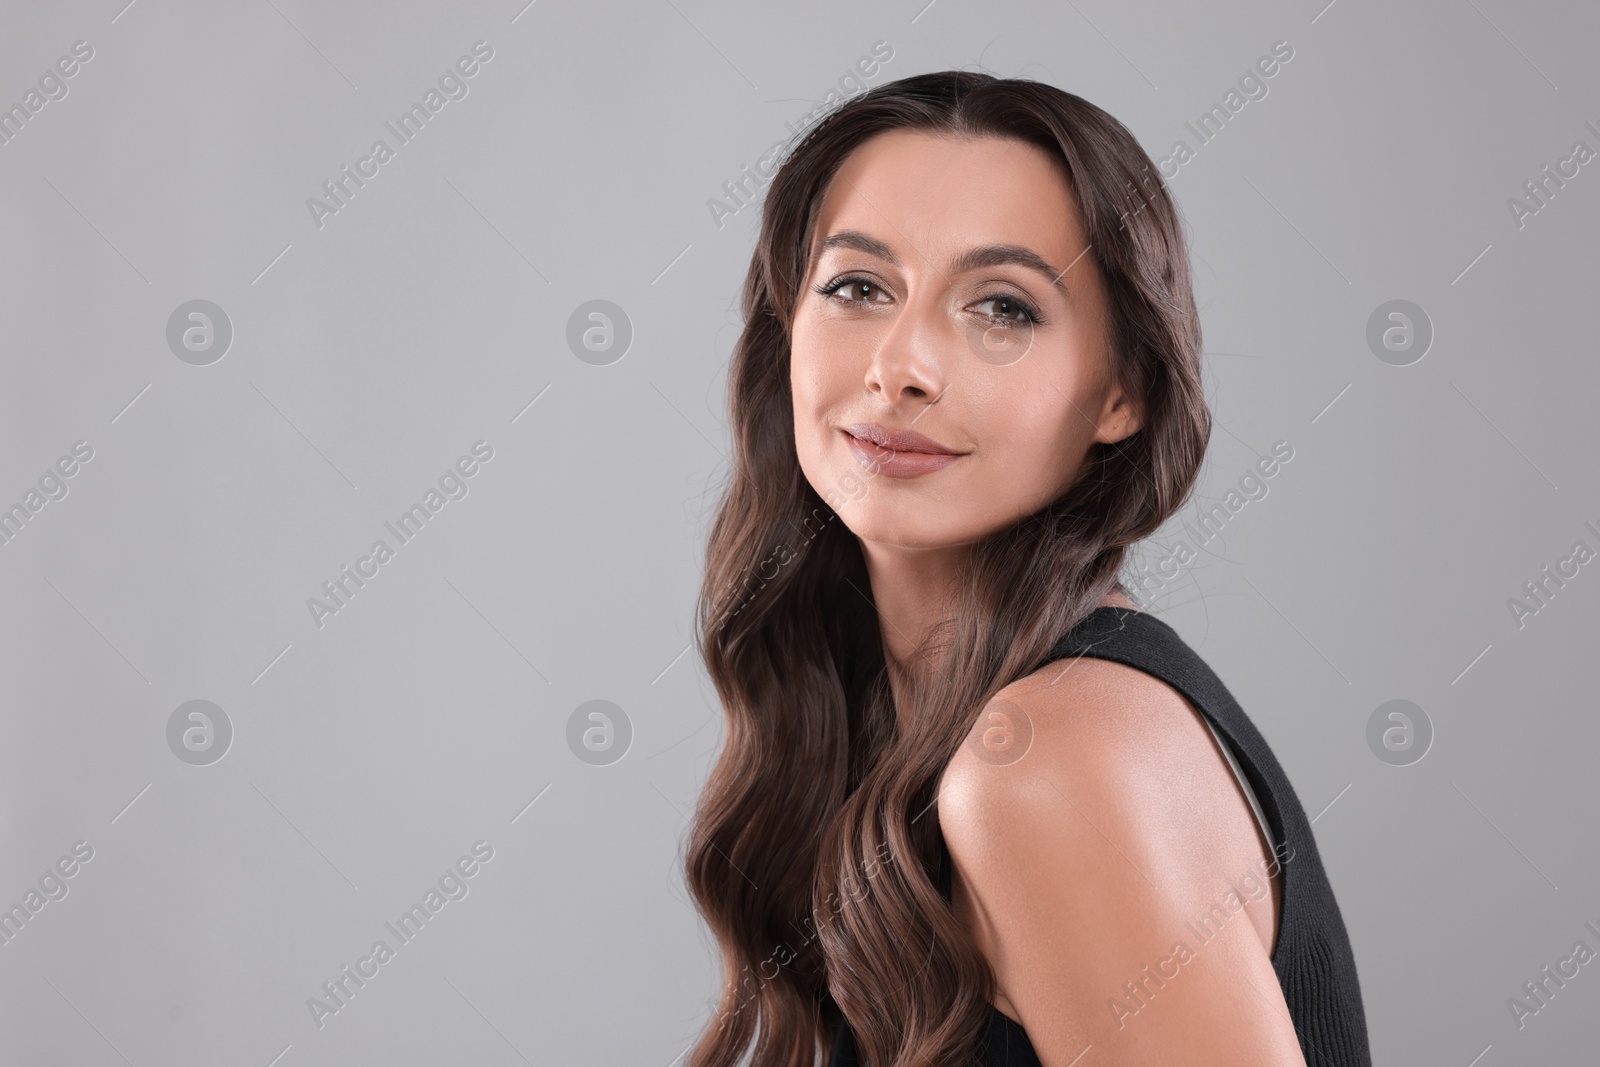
[811,229,1075,291]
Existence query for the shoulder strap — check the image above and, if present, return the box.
[936,832,953,901]
[1199,712,1275,850]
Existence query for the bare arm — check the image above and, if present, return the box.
[937,656,1307,1067]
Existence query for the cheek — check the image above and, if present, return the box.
[788,327,836,480]
[789,319,858,431]
[988,395,1085,496]
[788,319,827,406]
[789,346,824,442]
[985,429,1059,497]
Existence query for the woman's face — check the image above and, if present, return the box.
[790,129,1142,551]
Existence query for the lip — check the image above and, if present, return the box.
[840,423,968,479]
[842,423,962,455]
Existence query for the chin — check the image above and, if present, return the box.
[836,502,975,553]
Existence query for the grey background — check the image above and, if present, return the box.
[1,0,1595,1064]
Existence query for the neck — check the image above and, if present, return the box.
[857,539,967,718]
[858,542,1138,721]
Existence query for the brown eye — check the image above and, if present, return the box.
[814,276,891,305]
[973,294,1042,325]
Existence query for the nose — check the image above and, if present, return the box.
[863,301,948,403]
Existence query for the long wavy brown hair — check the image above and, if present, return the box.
[685,70,1211,1067]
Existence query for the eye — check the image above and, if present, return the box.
[972,293,1044,326]
[813,275,891,306]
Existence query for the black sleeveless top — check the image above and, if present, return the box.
[826,606,1372,1066]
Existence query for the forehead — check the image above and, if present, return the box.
[809,129,1087,267]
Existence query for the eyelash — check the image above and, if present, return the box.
[812,275,1048,327]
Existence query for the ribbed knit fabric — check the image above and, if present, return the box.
[827,606,1372,1066]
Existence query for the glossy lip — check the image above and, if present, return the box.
[839,424,968,479]
[841,422,963,455]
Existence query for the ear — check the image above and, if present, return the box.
[1093,383,1144,445]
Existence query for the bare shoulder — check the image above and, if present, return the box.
[935,653,1300,1064]
[938,653,1251,895]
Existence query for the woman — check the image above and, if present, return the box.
[685,71,1371,1067]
